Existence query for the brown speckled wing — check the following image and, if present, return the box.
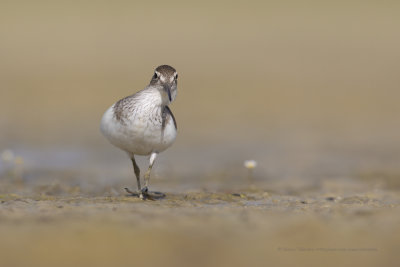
[113,94,138,124]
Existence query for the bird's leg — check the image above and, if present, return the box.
[125,155,141,196]
[140,152,158,198]
[132,156,141,191]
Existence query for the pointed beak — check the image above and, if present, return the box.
[163,84,172,102]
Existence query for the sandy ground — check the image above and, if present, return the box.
[1,162,400,267]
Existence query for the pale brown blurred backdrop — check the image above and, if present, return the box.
[1,0,400,187]
[1,0,399,147]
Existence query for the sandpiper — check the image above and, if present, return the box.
[100,65,178,199]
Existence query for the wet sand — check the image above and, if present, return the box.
[1,161,400,267]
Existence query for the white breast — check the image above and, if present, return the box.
[100,94,177,156]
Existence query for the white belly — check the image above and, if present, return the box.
[100,105,177,155]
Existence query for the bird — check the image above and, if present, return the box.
[100,65,178,199]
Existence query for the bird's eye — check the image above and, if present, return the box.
[153,72,159,79]
[175,74,178,80]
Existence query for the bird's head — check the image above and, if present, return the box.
[150,65,178,104]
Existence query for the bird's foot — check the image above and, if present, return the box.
[124,187,146,199]
[124,187,165,200]
[141,186,149,194]
[139,186,149,200]
[124,187,137,195]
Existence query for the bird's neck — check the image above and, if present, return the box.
[143,86,170,108]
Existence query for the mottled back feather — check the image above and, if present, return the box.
[113,94,138,124]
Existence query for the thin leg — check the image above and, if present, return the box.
[141,152,158,196]
[131,156,141,191]
[124,154,141,196]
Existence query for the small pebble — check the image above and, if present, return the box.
[244,160,257,169]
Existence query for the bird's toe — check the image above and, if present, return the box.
[141,186,149,193]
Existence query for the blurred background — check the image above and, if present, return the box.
[1,1,400,266]
[1,0,400,177]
